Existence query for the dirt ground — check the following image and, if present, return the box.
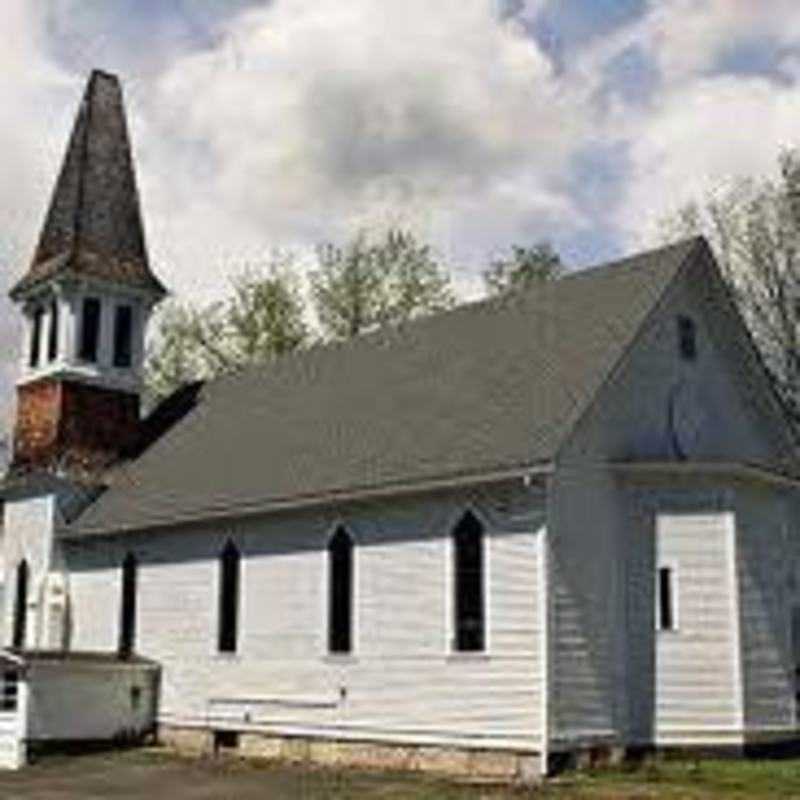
[0,748,521,800]
[2,748,800,799]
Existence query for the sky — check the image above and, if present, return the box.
[2,0,800,434]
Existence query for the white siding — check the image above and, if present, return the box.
[654,512,740,742]
[736,486,795,734]
[66,488,546,751]
[547,468,622,746]
[2,496,56,650]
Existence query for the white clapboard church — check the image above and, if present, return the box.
[1,70,800,779]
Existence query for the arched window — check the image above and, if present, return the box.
[218,541,240,653]
[328,527,353,654]
[119,553,138,656]
[12,560,28,650]
[453,511,485,652]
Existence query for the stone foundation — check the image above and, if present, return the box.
[158,726,542,783]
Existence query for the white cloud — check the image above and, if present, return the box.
[0,1,75,434]
[620,74,800,245]
[137,0,586,303]
[3,0,800,440]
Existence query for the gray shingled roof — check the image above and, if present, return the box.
[69,238,702,536]
[9,71,166,300]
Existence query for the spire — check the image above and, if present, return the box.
[9,70,166,300]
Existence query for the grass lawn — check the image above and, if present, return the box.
[2,749,800,798]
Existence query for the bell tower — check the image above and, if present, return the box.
[8,70,167,476]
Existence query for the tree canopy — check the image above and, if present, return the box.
[659,148,800,417]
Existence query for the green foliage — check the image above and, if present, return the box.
[310,228,454,339]
[145,253,307,403]
[483,241,563,296]
[659,147,800,417]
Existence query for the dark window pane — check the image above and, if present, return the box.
[119,553,138,656]
[678,316,696,361]
[12,561,27,650]
[113,305,133,368]
[328,528,353,654]
[80,298,101,362]
[29,307,43,368]
[218,541,240,653]
[453,512,485,652]
[47,300,59,362]
[0,671,18,712]
[658,567,674,631]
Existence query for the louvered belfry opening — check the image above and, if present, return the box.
[453,511,485,652]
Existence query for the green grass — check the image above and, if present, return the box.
[539,759,800,799]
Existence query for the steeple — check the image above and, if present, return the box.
[10,69,165,300]
[8,71,167,476]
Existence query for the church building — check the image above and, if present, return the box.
[1,70,800,779]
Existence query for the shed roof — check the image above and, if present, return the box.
[70,237,702,536]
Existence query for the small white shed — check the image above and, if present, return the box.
[0,650,159,770]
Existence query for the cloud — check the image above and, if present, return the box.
[3,0,800,438]
[0,1,76,434]
[132,0,591,302]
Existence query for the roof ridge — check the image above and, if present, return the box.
[199,236,705,396]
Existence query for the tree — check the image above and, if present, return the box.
[146,253,308,402]
[482,241,563,296]
[310,229,454,339]
[659,148,800,416]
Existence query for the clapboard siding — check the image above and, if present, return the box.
[548,468,620,743]
[736,487,795,732]
[654,512,739,737]
[66,487,546,750]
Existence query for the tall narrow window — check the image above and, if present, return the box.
[119,553,138,656]
[657,566,676,631]
[328,527,353,654]
[453,511,485,652]
[113,305,133,368]
[12,560,28,650]
[47,299,59,362]
[79,297,101,362]
[218,541,240,654]
[29,307,43,368]
[677,315,697,361]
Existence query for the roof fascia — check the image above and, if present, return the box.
[59,461,555,540]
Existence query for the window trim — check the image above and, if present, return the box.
[656,562,679,633]
[448,508,490,655]
[217,540,241,655]
[326,524,356,657]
